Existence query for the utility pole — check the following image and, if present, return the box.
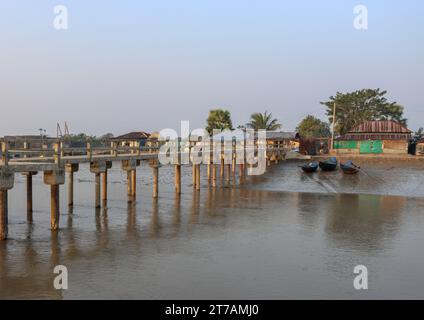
[330,102,336,151]
[39,128,46,148]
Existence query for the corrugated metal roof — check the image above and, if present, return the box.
[348,120,411,134]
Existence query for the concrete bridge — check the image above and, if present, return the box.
[0,139,287,240]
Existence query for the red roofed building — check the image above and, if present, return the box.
[111,131,152,147]
[334,120,412,155]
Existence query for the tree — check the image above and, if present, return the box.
[320,89,407,136]
[246,111,281,131]
[296,115,331,138]
[67,133,112,147]
[411,128,424,143]
[206,109,233,134]
[99,133,114,141]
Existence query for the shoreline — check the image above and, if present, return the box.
[309,154,424,168]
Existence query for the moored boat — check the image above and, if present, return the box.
[300,162,319,173]
[319,157,338,171]
[340,160,361,174]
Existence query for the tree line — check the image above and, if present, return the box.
[206,88,420,139]
[65,88,419,143]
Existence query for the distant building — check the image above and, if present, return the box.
[1,135,56,149]
[334,120,412,155]
[265,131,299,150]
[111,131,151,147]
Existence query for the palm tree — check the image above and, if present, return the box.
[246,111,281,131]
[206,109,233,134]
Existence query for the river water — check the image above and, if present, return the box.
[1,161,424,299]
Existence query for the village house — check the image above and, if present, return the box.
[265,131,298,150]
[111,131,151,147]
[333,120,412,155]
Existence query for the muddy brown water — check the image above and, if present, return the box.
[1,161,424,299]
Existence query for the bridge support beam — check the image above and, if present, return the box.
[0,168,14,241]
[65,164,79,207]
[126,171,132,202]
[239,163,245,181]
[175,164,181,194]
[212,164,217,187]
[192,164,197,188]
[22,171,37,222]
[101,170,108,207]
[50,185,60,230]
[220,158,224,178]
[196,165,200,191]
[131,169,137,199]
[44,170,65,231]
[0,190,8,241]
[150,162,159,198]
[122,159,138,203]
[90,162,107,208]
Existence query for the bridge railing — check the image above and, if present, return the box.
[1,139,289,168]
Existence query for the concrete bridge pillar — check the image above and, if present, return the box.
[102,161,112,207]
[122,159,138,202]
[65,163,79,207]
[149,161,159,198]
[0,168,14,241]
[196,165,200,191]
[90,162,107,208]
[239,163,245,182]
[192,163,197,188]
[175,164,181,194]
[43,170,65,231]
[212,164,217,187]
[131,169,137,199]
[22,171,38,222]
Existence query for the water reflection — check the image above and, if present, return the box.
[324,194,404,252]
[149,199,160,238]
[1,162,423,299]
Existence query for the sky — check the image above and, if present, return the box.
[0,0,423,136]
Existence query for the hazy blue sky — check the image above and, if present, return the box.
[1,0,423,136]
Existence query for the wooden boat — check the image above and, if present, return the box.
[300,162,319,173]
[319,157,338,171]
[340,160,361,174]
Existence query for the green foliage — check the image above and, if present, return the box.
[246,111,281,131]
[320,88,407,136]
[296,115,331,138]
[206,109,233,134]
[66,133,114,147]
[411,128,424,143]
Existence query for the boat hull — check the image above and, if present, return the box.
[319,162,337,171]
[301,164,318,173]
[340,162,360,174]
